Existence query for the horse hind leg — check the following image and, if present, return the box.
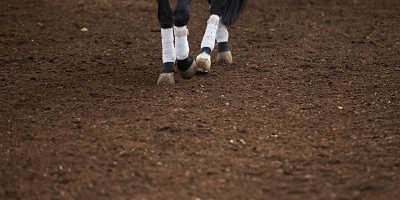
[216,22,233,64]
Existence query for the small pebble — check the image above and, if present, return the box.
[304,174,315,179]
[239,139,246,145]
[72,117,81,123]
[271,134,279,138]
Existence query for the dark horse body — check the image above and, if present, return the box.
[156,0,247,84]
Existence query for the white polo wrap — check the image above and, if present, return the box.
[161,28,176,63]
[200,15,220,51]
[174,26,190,60]
[216,21,229,43]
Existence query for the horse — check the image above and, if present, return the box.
[156,0,247,85]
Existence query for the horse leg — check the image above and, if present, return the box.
[196,0,225,73]
[216,22,233,64]
[174,0,196,79]
[205,0,231,64]
[157,0,176,85]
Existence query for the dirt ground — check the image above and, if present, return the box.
[1,0,400,199]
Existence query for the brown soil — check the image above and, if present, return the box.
[1,0,400,199]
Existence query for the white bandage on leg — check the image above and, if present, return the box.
[200,15,220,51]
[161,28,176,63]
[216,21,229,43]
[174,26,189,60]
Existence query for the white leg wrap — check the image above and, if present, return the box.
[174,26,189,60]
[200,15,220,51]
[216,21,229,43]
[161,28,176,63]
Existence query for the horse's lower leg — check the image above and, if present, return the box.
[216,22,233,64]
[174,0,196,79]
[196,0,225,72]
[215,0,247,64]
[157,0,175,84]
[157,0,196,84]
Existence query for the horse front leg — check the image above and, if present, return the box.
[174,0,196,79]
[157,0,176,85]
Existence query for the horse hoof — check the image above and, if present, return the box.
[217,51,233,64]
[196,52,211,73]
[179,61,197,80]
[157,73,175,85]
